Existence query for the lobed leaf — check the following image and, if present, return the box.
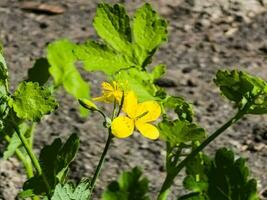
[75,3,167,74]
[180,148,259,200]
[93,3,132,54]
[8,82,58,121]
[158,120,206,147]
[132,3,167,64]
[214,70,267,114]
[51,179,90,200]
[74,41,133,75]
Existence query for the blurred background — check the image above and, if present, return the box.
[0,0,267,199]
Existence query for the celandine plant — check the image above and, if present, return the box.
[0,2,266,200]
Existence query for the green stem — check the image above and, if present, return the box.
[14,126,42,175]
[4,135,34,178]
[13,125,51,199]
[90,130,113,193]
[157,107,248,200]
[4,135,40,200]
[28,122,36,148]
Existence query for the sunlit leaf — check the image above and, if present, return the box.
[47,39,90,116]
[93,3,132,54]
[75,3,167,74]
[74,41,133,75]
[115,68,161,101]
[8,82,58,121]
[132,3,167,65]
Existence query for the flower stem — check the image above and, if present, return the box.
[157,107,248,200]
[90,130,113,193]
[13,125,51,199]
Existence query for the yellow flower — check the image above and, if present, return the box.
[93,81,122,103]
[111,91,161,140]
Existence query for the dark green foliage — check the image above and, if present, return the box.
[27,58,50,86]
[179,148,259,200]
[102,167,150,200]
[20,133,80,197]
[214,70,267,114]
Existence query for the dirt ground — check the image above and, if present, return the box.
[0,0,267,199]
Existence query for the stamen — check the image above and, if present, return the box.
[136,111,149,119]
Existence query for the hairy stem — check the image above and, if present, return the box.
[157,107,248,200]
[90,130,113,193]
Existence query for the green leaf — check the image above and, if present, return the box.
[56,133,80,182]
[102,167,150,200]
[115,68,161,101]
[3,123,29,159]
[27,58,50,86]
[74,41,133,75]
[21,175,46,197]
[75,3,167,75]
[151,64,166,80]
[47,39,90,116]
[214,70,267,114]
[132,3,167,55]
[163,96,194,122]
[181,148,260,200]
[22,133,80,196]
[40,133,80,187]
[93,3,132,54]
[158,120,206,147]
[0,51,9,119]
[51,179,90,200]
[8,82,57,121]
[0,51,8,81]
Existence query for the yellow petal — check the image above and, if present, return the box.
[123,91,138,118]
[92,95,110,102]
[135,121,159,140]
[102,82,113,91]
[111,116,134,138]
[136,101,161,122]
[113,90,123,103]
